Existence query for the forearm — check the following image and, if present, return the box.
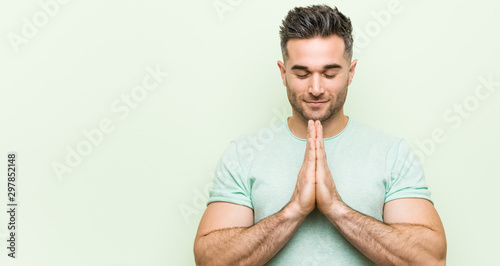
[194,204,304,266]
[326,204,446,265]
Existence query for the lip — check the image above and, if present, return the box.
[305,101,328,107]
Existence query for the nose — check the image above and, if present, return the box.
[308,73,324,96]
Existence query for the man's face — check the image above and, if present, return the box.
[278,35,357,123]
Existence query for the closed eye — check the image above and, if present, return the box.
[295,73,336,79]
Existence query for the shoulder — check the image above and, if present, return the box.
[346,117,402,148]
[231,118,289,149]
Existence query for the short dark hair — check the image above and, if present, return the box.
[279,5,353,62]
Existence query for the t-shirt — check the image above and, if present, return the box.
[207,116,432,265]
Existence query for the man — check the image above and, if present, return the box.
[194,4,446,265]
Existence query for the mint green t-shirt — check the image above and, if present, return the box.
[208,116,431,265]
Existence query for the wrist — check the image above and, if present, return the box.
[282,201,309,222]
[322,200,350,222]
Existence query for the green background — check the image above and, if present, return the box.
[1,0,499,265]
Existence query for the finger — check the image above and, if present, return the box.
[303,121,311,157]
[309,120,316,160]
[316,120,323,141]
[310,120,316,142]
[314,120,320,140]
[303,120,313,164]
[307,121,316,174]
[307,120,316,161]
[315,121,326,169]
[307,137,316,179]
[307,120,313,139]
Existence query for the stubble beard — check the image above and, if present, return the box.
[286,79,348,123]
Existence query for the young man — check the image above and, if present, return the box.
[194,5,446,265]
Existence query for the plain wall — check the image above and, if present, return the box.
[0,0,499,265]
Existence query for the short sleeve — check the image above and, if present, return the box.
[385,139,432,203]
[207,141,253,209]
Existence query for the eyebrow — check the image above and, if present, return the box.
[291,64,342,71]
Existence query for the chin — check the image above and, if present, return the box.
[303,113,329,122]
[304,109,331,121]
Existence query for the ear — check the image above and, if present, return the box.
[277,60,287,86]
[348,59,358,86]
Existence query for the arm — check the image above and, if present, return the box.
[194,120,318,265]
[193,202,305,266]
[323,198,446,265]
[313,121,446,265]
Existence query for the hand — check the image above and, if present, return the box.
[314,120,343,216]
[288,120,317,218]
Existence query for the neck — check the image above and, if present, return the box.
[287,110,349,139]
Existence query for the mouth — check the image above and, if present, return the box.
[305,100,328,107]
